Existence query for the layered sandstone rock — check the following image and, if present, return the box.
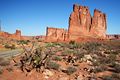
[46,4,107,42]
[90,9,107,38]
[68,4,107,40]
[68,4,92,40]
[46,27,68,42]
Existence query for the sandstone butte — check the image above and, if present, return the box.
[45,4,119,42]
[0,4,120,42]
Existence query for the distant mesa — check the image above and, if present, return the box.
[0,4,120,41]
[0,30,21,40]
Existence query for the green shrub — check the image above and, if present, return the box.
[102,73,120,80]
[66,66,77,75]
[62,49,74,56]
[83,42,103,52]
[18,40,29,45]
[93,65,107,73]
[53,56,62,61]
[47,61,60,70]
[4,44,16,49]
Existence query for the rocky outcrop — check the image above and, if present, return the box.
[46,27,68,42]
[0,30,21,40]
[68,4,107,40]
[68,4,92,40]
[90,9,107,38]
[46,4,107,42]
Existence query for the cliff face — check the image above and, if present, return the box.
[68,4,91,39]
[46,27,68,42]
[90,9,107,38]
[68,4,107,40]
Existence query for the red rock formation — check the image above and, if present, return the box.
[68,4,107,41]
[68,4,92,40]
[90,9,107,38]
[46,4,107,42]
[46,27,68,42]
[0,30,21,40]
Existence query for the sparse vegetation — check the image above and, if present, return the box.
[47,61,60,70]
[4,44,16,49]
[66,66,77,75]
[52,56,62,61]
[102,73,120,80]
[0,40,119,80]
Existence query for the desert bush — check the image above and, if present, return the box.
[19,46,52,72]
[4,44,16,49]
[6,67,13,72]
[102,73,120,80]
[74,52,84,60]
[69,40,75,45]
[102,76,113,80]
[93,65,107,73]
[45,42,61,47]
[52,56,62,61]
[62,49,74,56]
[66,66,77,75]
[99,57,111,64]
[10,44,16,49]
[83,42,103,52]
[47,61,60,70]
[0,58,10,66]
[68,42,83,49]
[111,73,120,79]
[113,64,120,73]
[18,40,29,45]
[92,60,100,66]
[109,53,116,61]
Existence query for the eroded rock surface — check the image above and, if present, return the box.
[46,4,107,42]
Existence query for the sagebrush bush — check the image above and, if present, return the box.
[66,66,77,75]
[4,44,16,49]
[47,61,60,70]
[102,73,120,80]
[52,56,62,61]
[93,65,107,73]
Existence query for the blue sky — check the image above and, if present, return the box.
[0,0,120,36]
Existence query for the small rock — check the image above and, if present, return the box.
[59,66,67,71]
[84,55,92,60]
[43,69,54,79]
[77,75,84,80]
